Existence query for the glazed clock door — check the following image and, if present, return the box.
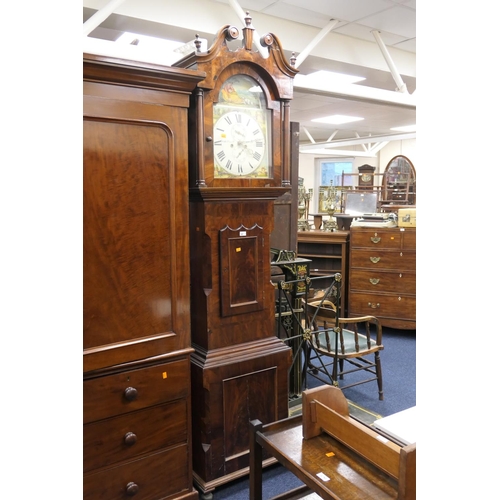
[213,75,272,179]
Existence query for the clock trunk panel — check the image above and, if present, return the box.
[189,198,278,351]
[220,228,264,317]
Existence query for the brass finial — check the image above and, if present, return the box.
[242,11,254,50]
[244,11,252,28]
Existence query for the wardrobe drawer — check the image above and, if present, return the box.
[83,444,190,500]
[349,269,416,295]
[350,249,415,271]
[84,399,188,473]
[349,292,416,321]
[83,359,189,424]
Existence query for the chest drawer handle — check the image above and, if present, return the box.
[124,432,137,446]
[371,236,381,243]
[369,256,380,263]
[368,302,380,309]
[124,387,138,402]
[126,482,139,496]
[369,278,380,285]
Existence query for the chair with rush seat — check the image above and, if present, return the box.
[303,299,384,400]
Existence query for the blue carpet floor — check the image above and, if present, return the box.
[211,463,304,500]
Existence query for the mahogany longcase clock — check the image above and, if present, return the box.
[174,14,297,497]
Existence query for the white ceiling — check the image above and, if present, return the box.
[83,0,416,156]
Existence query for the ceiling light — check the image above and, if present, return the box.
[390,125,416,132]
[312,115,364,125]
[294,70,365,90]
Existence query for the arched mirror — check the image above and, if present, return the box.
[381,155,416,206]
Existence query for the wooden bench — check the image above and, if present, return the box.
[250,385,416,499]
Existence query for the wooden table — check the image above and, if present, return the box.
[250,415,399,499]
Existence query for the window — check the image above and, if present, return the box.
[319,158,354,186]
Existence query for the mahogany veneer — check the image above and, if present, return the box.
[348,226,416,329]
[83,54,205,500]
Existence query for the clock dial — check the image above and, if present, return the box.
[212,74,272,180]
[361,173,372,182]
[213,110,266,176]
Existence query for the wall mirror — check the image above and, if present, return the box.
[381,155,416,205]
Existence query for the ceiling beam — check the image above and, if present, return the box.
[293,82,416,109]
[368,141,389,155]
[302,127,316,143]
[82,0,415,78]
[83,0,128,36]
[371,30,407,93]
[299,148,377,157]
[294,19,340,68]
[299,132,415,151]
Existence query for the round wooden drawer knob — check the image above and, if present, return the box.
[124,387,138,401]
[124,432,137,446]
[126,482,139,496]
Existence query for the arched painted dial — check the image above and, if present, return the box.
[213,111,266,176]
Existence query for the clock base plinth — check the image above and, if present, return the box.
[193,457,278,497]
[190,338,292,488]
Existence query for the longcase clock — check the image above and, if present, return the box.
[174,14,297,498]
[358,163,376,190]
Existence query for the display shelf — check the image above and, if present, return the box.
[296,230,349,318]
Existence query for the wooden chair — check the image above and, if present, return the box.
[303,299,384,400]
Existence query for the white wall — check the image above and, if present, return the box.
[298,138,416,214]
[379,139,417,173]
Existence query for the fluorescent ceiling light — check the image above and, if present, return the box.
[294,70,365,90]
[312,115,364,125]
[391,125,416,132]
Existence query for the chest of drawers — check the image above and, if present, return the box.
[83,357,194,500]
[348,227,416,329]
